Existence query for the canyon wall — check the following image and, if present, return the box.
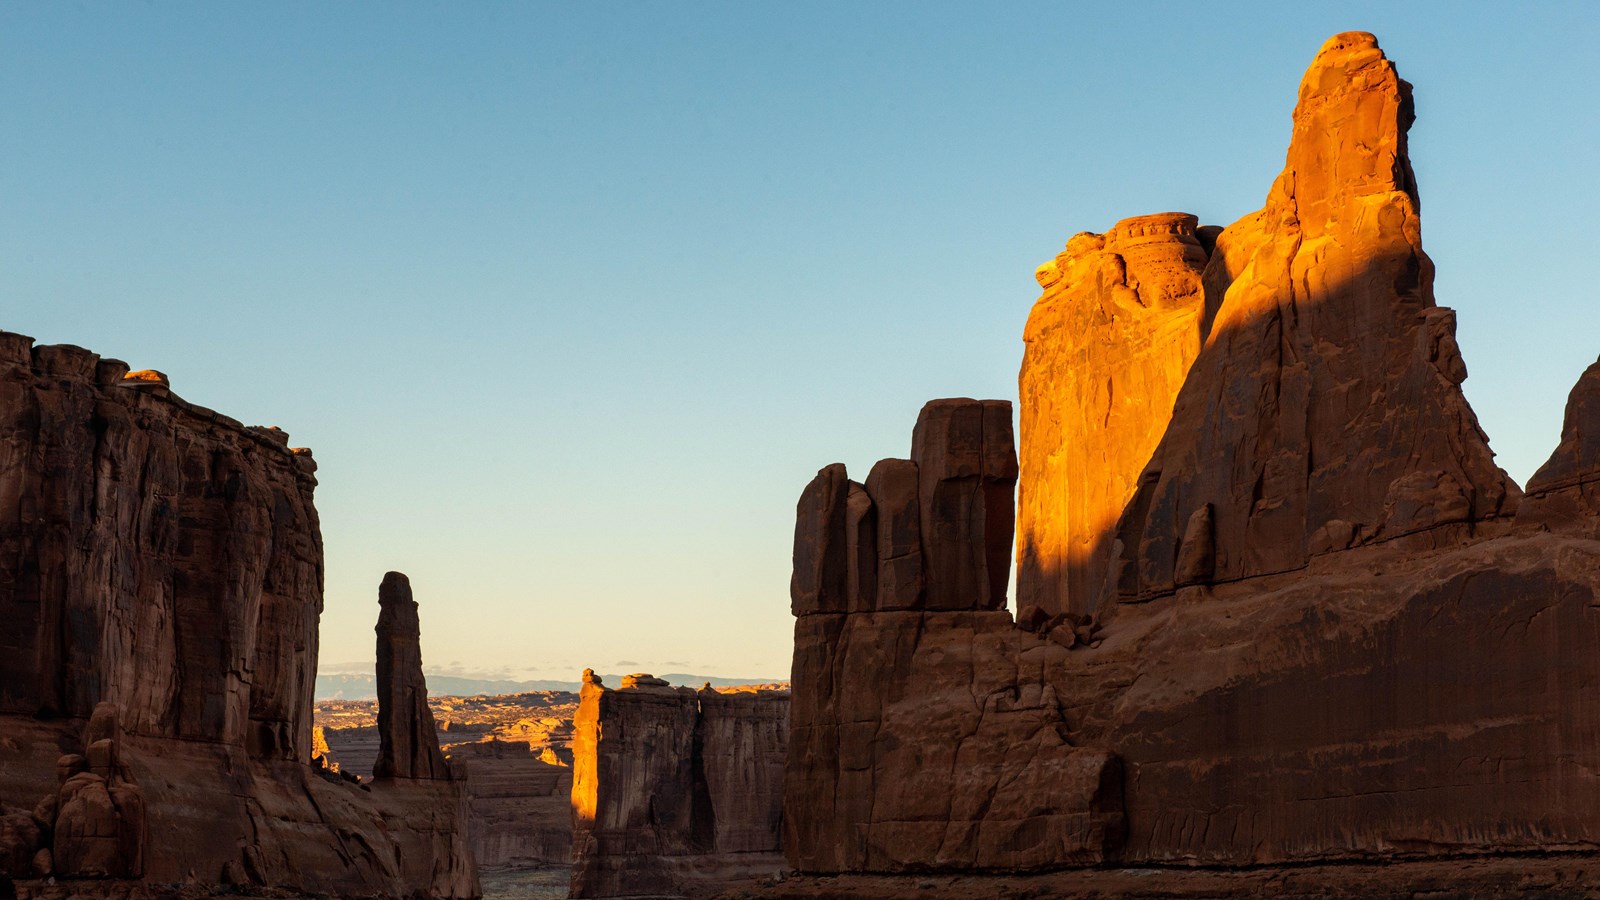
[459,752,572,869]
[0,341,476,896]
[570,671,787,898]
[785,32,1600,882]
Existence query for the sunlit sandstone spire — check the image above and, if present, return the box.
[1018,212,1214,619]
[1019,32,1519,614]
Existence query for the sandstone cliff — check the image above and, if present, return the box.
[1018,213,1212,618]
[0,339,477,897]
[785,32,1600,884]
[570,672,787,898]
[1105,32,1517,605]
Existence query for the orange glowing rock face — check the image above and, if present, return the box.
[1017,212,1213,619]
[1107,31,1518,602]
[1019,32,1521,614]
[121,369,169,386]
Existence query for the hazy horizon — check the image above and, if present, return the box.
[4,2,1596,679]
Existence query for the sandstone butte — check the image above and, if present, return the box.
[780,32,1600,894]
[569,670,788,898]
[0,340,476,896]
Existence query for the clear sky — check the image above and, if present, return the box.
[3,2,1596,683]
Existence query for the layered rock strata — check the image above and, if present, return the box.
[0,339,477,896]
[570,672,787,898]
[785,32,1600,886]
[459,751,573,869]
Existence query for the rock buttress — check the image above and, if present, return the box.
[785,400,1123,874]
[1519,356,1600,532]
[1018,213,1213,619]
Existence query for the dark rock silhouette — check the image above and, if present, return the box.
[374,571,452,781]
[0,339,477,897]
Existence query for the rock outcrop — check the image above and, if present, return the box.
[787,401,1124,873]
[374,571,451,781]
[1106,31,1517,605]
[1018,213,1212,618]
[0,337,477,897]
[570,671,787,898]
[1520,356,1600,531]
[784,32,1600,888]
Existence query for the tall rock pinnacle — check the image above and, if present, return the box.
[373,571,451,780]
[1106,31,1518,602]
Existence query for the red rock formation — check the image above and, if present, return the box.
[458,752,572,869]
[1520,356,1600,531]
[1018,213,1212,619]
[1108,31,1518,605]
[570,671,788,898]
[784,32,1600,889]
[786,402,1122,873]
[0,335,477,897]
[374,571,452,781]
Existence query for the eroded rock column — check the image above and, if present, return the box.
[373,572,450,781]
[1109,32,1518,603]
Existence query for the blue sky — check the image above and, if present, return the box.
[3,2,1596,681]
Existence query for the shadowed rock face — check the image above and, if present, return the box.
[0,336,477,897]
[786,400,1122,873]
[1521,357,1600,532]
[374,571,451,781]
[784,32,1600,883]
[570,671,788,898]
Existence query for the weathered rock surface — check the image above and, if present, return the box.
[1019,213,1212,619]
[571,671,788,898]
[0,336,477,897]
[459,753,572,869]
[1107,31,1518,604]
[785,32,1600,886]
[787,407,1124,874]
[793,400,1018,619]
[374,571,452,781]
